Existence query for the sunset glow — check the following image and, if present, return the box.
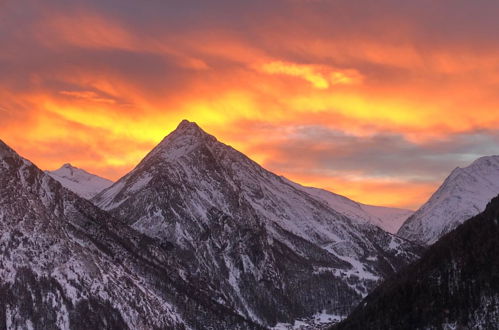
[2,0,499,208]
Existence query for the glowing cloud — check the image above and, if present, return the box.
[259,61,362,89]
[2,0,499,208]
[60,91,117,104]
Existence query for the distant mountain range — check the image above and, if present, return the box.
[284,178,413,234]
[47,124,414,235]
[2,119,499,329]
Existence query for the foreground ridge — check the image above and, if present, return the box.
[0,139,260,329]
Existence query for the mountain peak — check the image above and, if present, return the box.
[174,119,206,136]
[177,119,198,129]
[93,118,422,326]
[52,163,80,176]
[398,154,499,245]
[159,119,215,146]
[141,120,218,163]
[47,163,113,199]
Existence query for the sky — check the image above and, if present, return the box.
[2,0,499,209]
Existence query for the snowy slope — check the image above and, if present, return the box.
[398,155,499,245]
[46,163,113,199]
[361,205,413,234]
[0,139,260,330]
[283,179,413,234]
[93,120,422,328]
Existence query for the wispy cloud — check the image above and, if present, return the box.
[258,61,362,89]
[59,90,117,104]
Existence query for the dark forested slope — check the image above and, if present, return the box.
[334,195,499,330]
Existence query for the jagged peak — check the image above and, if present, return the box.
[55,163,78,173]
[177,119,200,130]
[170,119,210,138]
[143,120,218,161]
[158,120,215,144]
[95,120,224,187]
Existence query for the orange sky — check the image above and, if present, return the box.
[2,0,499,209]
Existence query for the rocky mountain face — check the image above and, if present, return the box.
[398,155,499,245]
[285,179,413,234]
[0,140,260,330]
[333,194,499,330]
[46,163,113,199]
[93,120,422,327]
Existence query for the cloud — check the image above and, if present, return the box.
[258,61,362,89]
[216,121,499,208]
[261,61,330,89]
[2,0,499,207]
[59,90,117,104]
[262,126,499,180]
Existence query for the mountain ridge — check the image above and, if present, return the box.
[0,138,261,329]
[283,178,413,234]
[93,119,422,327]
[398,155,499,245]
[94,119,412,232]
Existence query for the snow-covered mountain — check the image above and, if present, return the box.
[284,179,413,234]
[0,139,260,329]
[46,163,113,199]
[335,194,499,330]
[93,120,422,328]
[398,155,499,245]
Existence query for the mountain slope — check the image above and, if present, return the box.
[334,194,499,330]
[46,163,113,199]
[284,179,413,234]
[398,155,499,245]
[0,140,260,329]
[93,120,422,327]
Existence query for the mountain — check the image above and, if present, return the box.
[93,119,422,328]
[284,179,413,234]
[333,194,499,330]
[398,155,499,245]
[46,163,113,199]
[0,140,260,329]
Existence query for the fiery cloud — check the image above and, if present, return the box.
[2,0,499,209]
[258,61,362,89]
